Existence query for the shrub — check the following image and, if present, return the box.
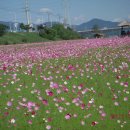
[38,24,81,40]
[0,24,8,36]
[22,38,28,43]
[52,24,81,40]
[39,26,57,40]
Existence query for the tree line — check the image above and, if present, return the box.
[0,23,81,40]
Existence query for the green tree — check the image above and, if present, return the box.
[52,24,81,40]
[38,23,81,40]
[37,24,44,31]
[38,25,57,40]
[20,23,32,32]
[0,24,8,36]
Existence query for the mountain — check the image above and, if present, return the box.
[0,21,14,27]
[73,18,119,31]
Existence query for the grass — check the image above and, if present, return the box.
[0,32,49,45]
[0,44,130,130]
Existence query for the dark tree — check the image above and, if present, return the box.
[0,24,8,36]
[20,23,32,32]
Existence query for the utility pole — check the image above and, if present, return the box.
[46,12,52,27]
[57,14,62,23]
[63,0,68,28]
[42,16,44,24]
[25,0,30,25]
[13,12,17,32]
[47,12,50,24]
[9,12,17,32]
[9,22,12,32]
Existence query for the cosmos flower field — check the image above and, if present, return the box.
[0,37,130,130]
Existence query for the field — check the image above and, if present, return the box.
[0,37,130,130]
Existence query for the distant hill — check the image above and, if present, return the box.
[0,21,14,27]
[73,18,119,31]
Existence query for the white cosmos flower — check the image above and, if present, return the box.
[99,105,104,109]
[11,81,14,84]
[10,118,15,124]
[64,81,67,85]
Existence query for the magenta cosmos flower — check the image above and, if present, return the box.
[65,113,71,120]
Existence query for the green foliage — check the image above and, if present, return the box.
[0,24,8,36]
[20,23,32,32]
[52,24,81,40]
[0,32,49,45]
[0,23,81,45]
[38,26,57,40]
[19,23,25,30]
[38,24,81,40]
[37,24,44,31]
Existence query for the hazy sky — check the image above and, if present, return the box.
[0,0,130,25]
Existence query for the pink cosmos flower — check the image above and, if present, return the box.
[42,99,48,106]
[46,89,54,96]
[128,110,130,115]
[124,97,128,101]
[28,120,32,124]
[101,112,106,117]
[50,82,59,89]
[48,91,53,96]
[3,65,6,71]
[81,103,85,109]
[81,120,85,125]
[57,89,61,94]
[34,105,40,111]
[46,125,51,130]
[46,110,50,114]
[4,112,9,116]
[73,114,78,118]
[27,102,35,108]
[7,101,12,107]
[114,102,119,106]
[124,82,128,87]
[65,114,71,120]
[91,121,98,126]
[87,103,91,108]
[12,74,17,79]
[47,117,52,122]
